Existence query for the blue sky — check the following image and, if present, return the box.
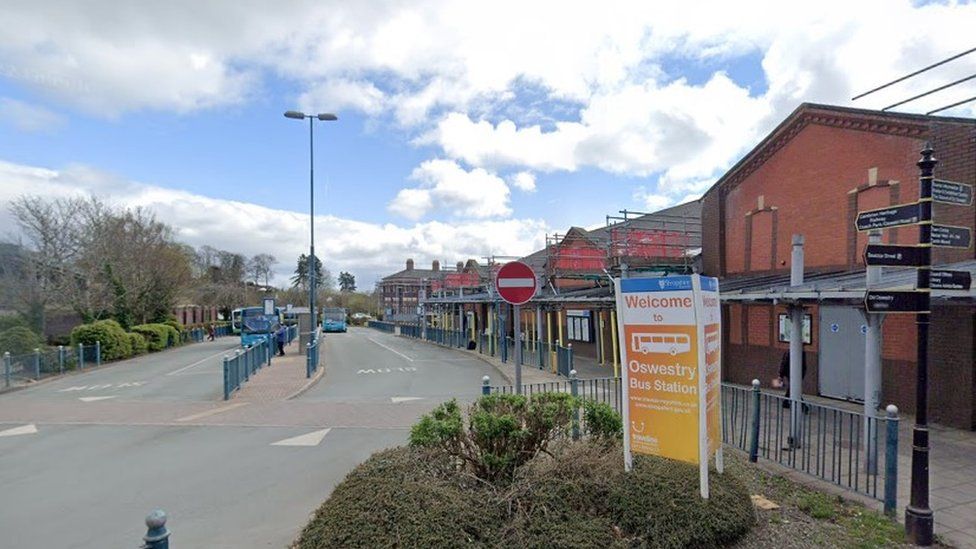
[0,1,974,285]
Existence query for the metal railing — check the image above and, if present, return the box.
[367,320,394,332]
[485,375,900,513]
[222,338,271,400]
[3,343,102,388]
[306,331,320,378]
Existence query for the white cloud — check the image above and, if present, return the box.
[0,97,64,132]
[509,171,536,192]
[0,159,546,286]
[388,159,511,220]
[633,186,674,212]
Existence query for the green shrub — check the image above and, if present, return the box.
[128,332,148,355]
[163,319,183,333]
[411,392,576,482]
[295,440,756,548]
[0,326,45,356]
[131,324,168,351]
[162,324,180,347]
[70,319,131,360]
[0,315,28,332]
[582,400,623,440]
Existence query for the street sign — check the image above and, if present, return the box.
[930,270,972,291]
[855,202,920,231]
[864,244,924,267]
[932,179,974,206]
[263,297,276,315]
[864,291,929,314]
[931,224,972,249]
[494,261,538,305]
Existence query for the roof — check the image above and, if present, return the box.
[721,260,976,303]
[702,102,976,200]
[381,268,438,282]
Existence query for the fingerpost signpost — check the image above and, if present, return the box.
[613,274,722,499]
[495,261,538,393]
[857,145,973,545]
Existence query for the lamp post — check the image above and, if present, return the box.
[284,110,337,333]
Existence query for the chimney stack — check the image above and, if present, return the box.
[456,261,464,272]
[432,260,440,272]
[406,259,414,271]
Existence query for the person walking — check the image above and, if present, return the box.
[777,350,809,413]
[208,323,216,341]
[276,325,287,356]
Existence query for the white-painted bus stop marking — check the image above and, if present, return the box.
[78,396,117,402]
[357,367,418,375]
[167,348,238,376]
[366,338,414,362]
[391,397,423,403]
[176,402,248,422]
[0,424,38,437]
[59,382,145,392]
[497,278,535,288]
[271,428,331,447]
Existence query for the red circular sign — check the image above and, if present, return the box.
[495,261,538,305]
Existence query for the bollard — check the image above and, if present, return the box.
[58,345,65,374]
[95,341,101,367]
[78,343,84,370]
[142,509,170,549]
[33,348,41,380]
[749,379,761,463]
[570,369,580,440]
[568,343,574,376]
[306,343,312,379]
[482,375,490,396]
[884,404,899,517]
[3,351,10,388]
[222,356,231,400]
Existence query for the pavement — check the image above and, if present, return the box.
[0,327,496,548]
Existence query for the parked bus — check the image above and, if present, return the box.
[240,306,281,347]
[231,308,243,335]
[323,307,348,333]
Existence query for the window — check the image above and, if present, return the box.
[566,310,591,342]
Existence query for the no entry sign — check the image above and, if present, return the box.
[495,261,537,305]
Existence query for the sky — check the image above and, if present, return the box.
[0,0,975,288]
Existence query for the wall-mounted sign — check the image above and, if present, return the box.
[777,313,812,344]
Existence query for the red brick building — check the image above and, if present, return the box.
[701,103,976,429]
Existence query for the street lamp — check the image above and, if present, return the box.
[284,110,338,333]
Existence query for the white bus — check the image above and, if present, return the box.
[631,333,691,356]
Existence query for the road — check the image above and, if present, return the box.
[0,327,495,548]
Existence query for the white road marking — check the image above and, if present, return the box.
[366,338,415,362]
[0,424,38,437]
[391,397,424,403]
[167,348,238,376]
[78,396,117,402]
[271,428,331,447]
[176,402,249,422]
[357,367,418,375]
[58,382,146,392]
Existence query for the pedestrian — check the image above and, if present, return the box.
[208,323,216,341]
[777,350,809,413]
[276,325,287,356]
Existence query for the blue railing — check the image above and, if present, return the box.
[306,333,320,378]
[222,338,271,400]
[367,320,395,332]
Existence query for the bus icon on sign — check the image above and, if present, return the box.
[632,333,691,355]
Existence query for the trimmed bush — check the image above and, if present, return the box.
[295,439,755,548]
[0,326,45,356]
[70,319,131,360]
[130,324,168,352]
[0,315,28,332]
[128,332,148,355]
[582,400,623,440]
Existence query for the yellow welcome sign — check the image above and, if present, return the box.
[613,274,723,499]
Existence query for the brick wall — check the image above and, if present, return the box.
[929,304,975,429]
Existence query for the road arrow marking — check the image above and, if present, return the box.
[271,428,331,447]
[0,424,38,437]
[391,397,424,403]
[78,396,117,402]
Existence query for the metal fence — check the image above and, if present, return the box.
[486,376,899,513]
[4,343,101,388]
[222,338,271,400]
[367,320,394,332]
[306,332,320,378]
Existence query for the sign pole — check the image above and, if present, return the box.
[514,304,522,393]
[906,144,935,546]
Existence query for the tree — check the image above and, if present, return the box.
[249,253,277,287]
[291,253,326,291]
[339,271,356,293]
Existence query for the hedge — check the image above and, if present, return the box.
[0,326,45,356]
[131,324,170,352]
[70,319,132,361]
[128,332,148,355]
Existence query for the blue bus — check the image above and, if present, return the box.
[240,306,281,347]
[323,307,347,333]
